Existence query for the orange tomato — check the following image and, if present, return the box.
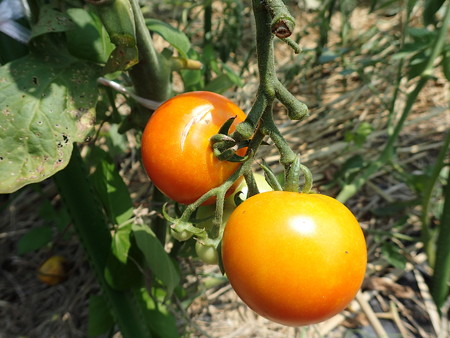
[37,255,69,285]
[222,191,367,326]
[141,91,246,205]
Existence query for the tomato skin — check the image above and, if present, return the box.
[222,191,367,326]
[170,229,192,241]
[195,242,219,264]
[37,255,69,286]
[141,91,246,205]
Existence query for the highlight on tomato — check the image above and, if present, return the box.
[221,191,367,326]
[141,91,247,205]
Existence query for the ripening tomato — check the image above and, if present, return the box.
[37,255,69,286]
[141,91,247,205]
[222,191,367,326]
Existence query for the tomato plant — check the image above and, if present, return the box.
[196,173,273,228]
[222,191,367,326]
[141,91,247,205]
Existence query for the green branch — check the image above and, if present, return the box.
[128,0,171,103]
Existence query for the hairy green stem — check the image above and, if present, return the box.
[260,106,297,165]
[128,0,171,103]
[169,130,266,247]
[244,170,260,198]
[253,0,277,97]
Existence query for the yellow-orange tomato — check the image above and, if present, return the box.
[141,91,246,205]
[222,191,367,326]
[37,255,69,286]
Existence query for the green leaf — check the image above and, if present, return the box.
[146,18,191,59]
[423,0,446,26]
[371,200,418,217]
[39,199,71,233]
[318,49,341,64]
[132,224,180,297]
[137,287,180,338]
[381,242,406,269]
[112,223,133,263]
[406,27,435,40]
[442,50,450,81]
[337,155,366,183]
[104,232,143,291]
[204,74,235,94]
[66,8,114,64]
[31,5,76,39]
[0,50,99,193]
[431,166,450,309]
[105,225,144,291]
[104,124,129,158]
[407,51,430,79]
[87,294,115,337]
[392,42,429,60]
[17,226,53,254]
[91,153,134,225]
[222,63,243,87]
[54,147,154,338]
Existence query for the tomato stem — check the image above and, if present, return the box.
[182,0,313,245]
[217,0,309,188]
[128,0,171,111]
[243,171,260,198]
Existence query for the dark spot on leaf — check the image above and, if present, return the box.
[62,134,69,143]
[32,77,38,85]
[0,157,3,161]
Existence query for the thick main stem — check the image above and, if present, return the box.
[128,0,171,103]
[252,0,277,97]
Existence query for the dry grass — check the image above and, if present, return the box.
[1,3,449,338]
